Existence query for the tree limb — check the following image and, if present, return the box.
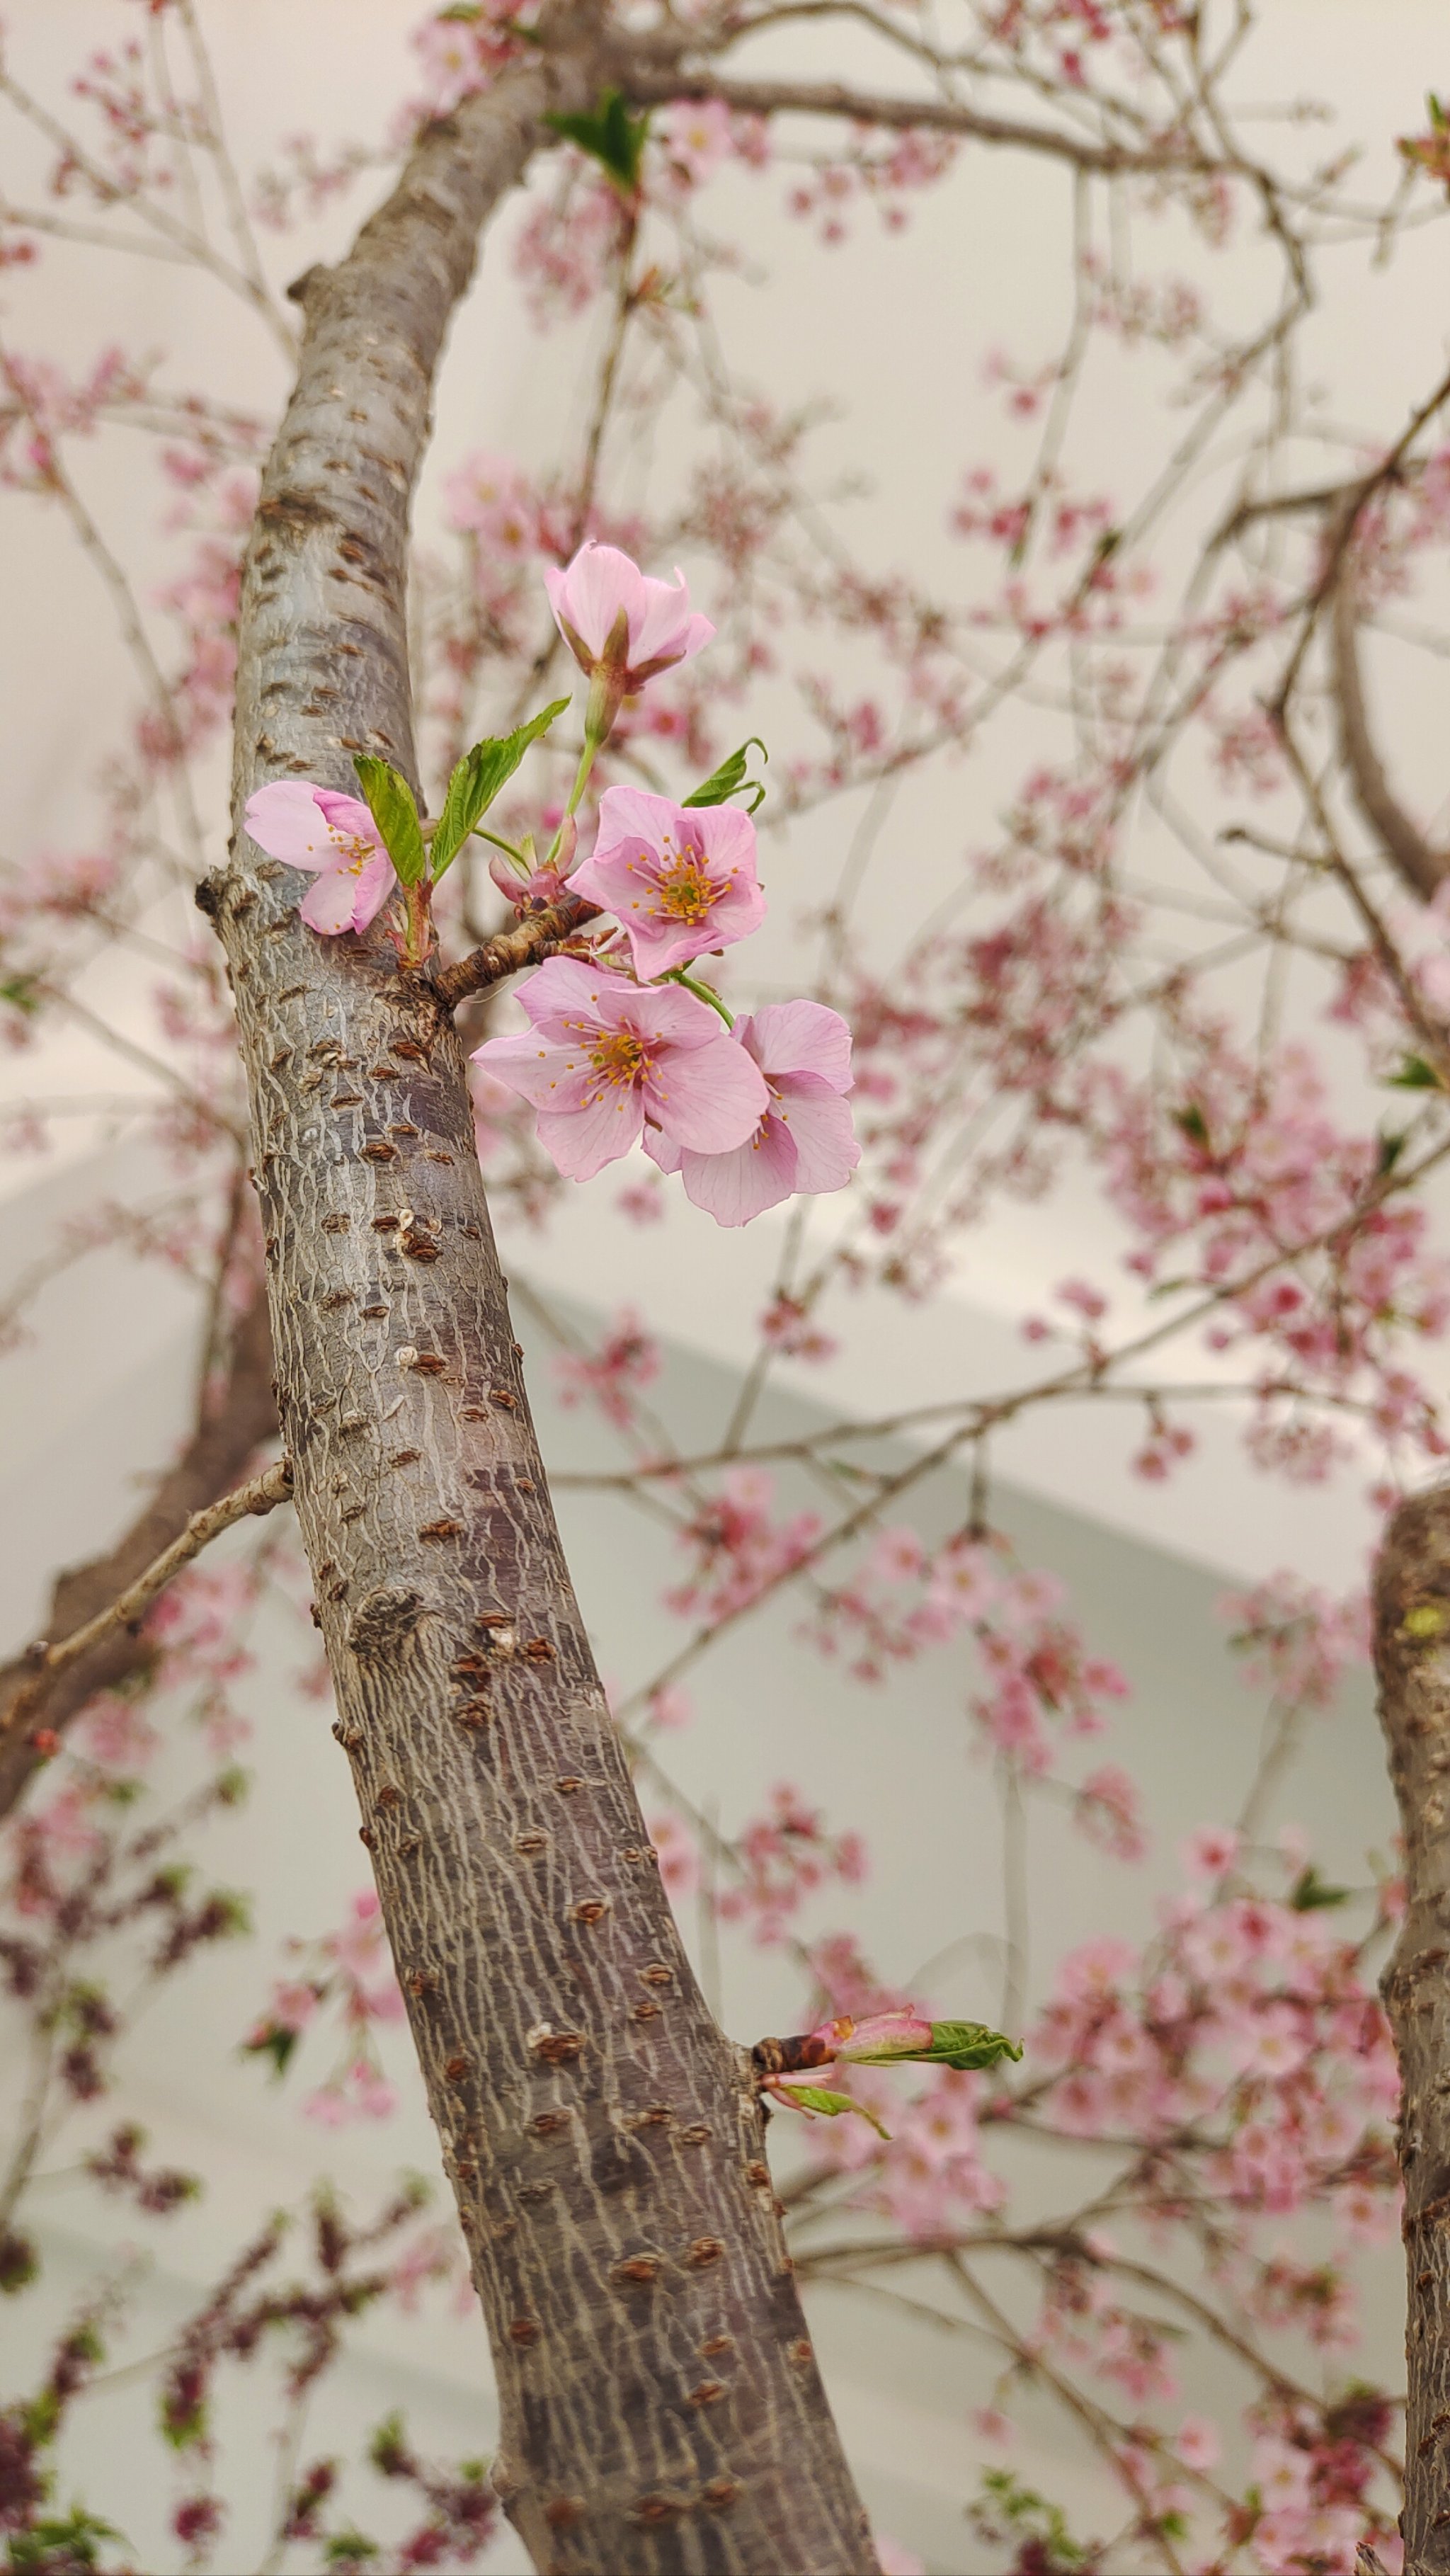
[623,65,1220,176]
[0,1283,277,1820]
[4,1453,292,1747]
[433,891,600,1010]
[1330,557,1450,901]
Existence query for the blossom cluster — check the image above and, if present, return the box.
[246,540,862,1229]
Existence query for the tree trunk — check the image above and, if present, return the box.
[201,14,877,2570]
[1374,1488,1450,2573]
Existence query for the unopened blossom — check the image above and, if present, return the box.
[647,999,860,1226]
[810,2008,934,2063]
[243,780,395,933]
[571,785,765,976]
[472,956,767,1182]
[544,539,714,692]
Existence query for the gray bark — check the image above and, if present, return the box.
[200,14,876,2570]
[1374,1489,1450,2572]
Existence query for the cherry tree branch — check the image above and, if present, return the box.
[0,1283,278,1820]
[6,1452,292,1728]
[624,64,1223,174]
[433,891,600,1008]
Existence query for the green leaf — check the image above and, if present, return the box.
[435,3,481,18]
[1289,1864,1352,1912]
[429,699,570,879]
[1386,1054,1446,1090]
[1172,1102,1210,1145]
[921,2019,1024,2073]
[325,2537,381,2569]
[681,736,769,814]
[8,2511,127,2572]
[788,2084,892,2139]
[352,757,427,888]
[244,2024,301,2080]
[0,974,40,1016]
[544,89,650,196]
[1378,1127,1410,1175]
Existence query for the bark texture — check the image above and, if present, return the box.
[204,18,876,2572]
[0,1284,275,1820]
[1374,1489,1450,2572]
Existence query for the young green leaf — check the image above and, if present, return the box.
[429,697,571,880]
[1386,1054,1446,1090]
[352,757,427,888]
[1289,1864,1352,1913]
[788,2084,892,2139]
[544,89,650,197]
[919,2019,1023,2073]
[682,736,768,813]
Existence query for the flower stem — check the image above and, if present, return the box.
[661,967,733,1027]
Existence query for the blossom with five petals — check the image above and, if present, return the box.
[544,539,714,692]
[646,999,860,1226]
[242,780,396,934]
[471,957,767,1182]
[571,785,765,975]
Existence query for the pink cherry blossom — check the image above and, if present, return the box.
[472,956,767,1182]
[242,780,396,934]
[544,539,714,688]
[571,785,765,976]
[647,999,860,1226]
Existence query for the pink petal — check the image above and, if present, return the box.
[642,1031,767,1152]
[244,780,338,870]
[509,955,628,1034]
[554,541,644,660]
[627,570,699,669]
[605,981,729,1049]
[689,799,758,879]
[535,1084,644,1180]
[680,1112,797,1226]
[469,1030,596,1112]
[622,921,731,976]
[642,1125,683,1174]
[775,1089,860,1195]
[590,783,675,851]
[743,999,855,1093]
[300,867,370,934]
[348,850,397,930]
[313,789,384,848]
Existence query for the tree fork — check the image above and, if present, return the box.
[1374,1488,1450,2572]
[202,16,876,2571]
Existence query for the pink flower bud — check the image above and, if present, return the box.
[544,542,714,724]
[808,2009,934,2065]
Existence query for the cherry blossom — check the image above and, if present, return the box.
[570,784,765,976]
[472,956,768,1180]
[241,781,395,933]
[646,1000,860,1226]
[544,538,715,694]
